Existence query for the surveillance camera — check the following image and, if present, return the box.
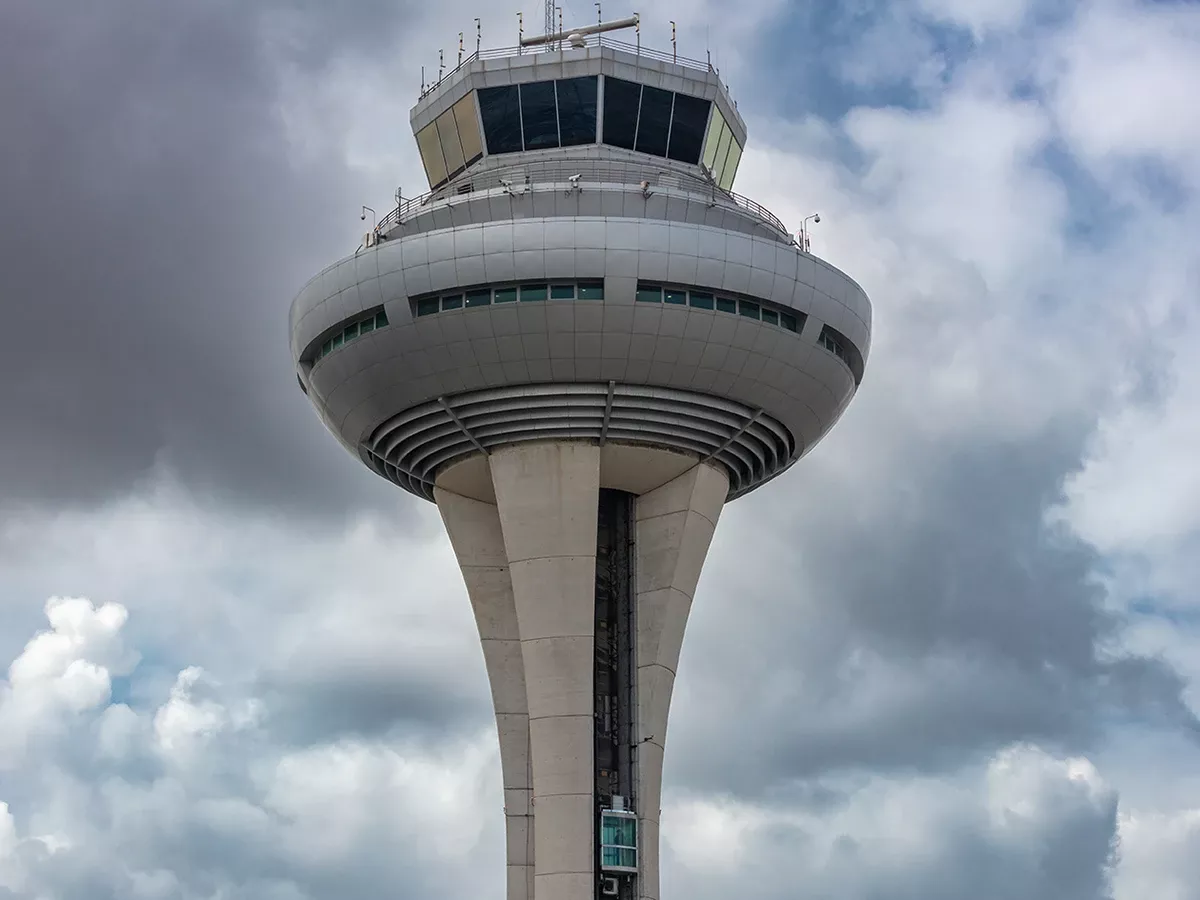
[814,214,821,223]
[360,213,366,221]
[500,178,513,187]
[569,174,581,184]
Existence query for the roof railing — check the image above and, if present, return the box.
[374,161,791,242]
[418,33,720,100]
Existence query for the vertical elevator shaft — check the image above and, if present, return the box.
[595,489,636,900]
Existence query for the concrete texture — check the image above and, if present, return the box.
[436,442,727,900]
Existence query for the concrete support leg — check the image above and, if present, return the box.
[490,442,602,900]
[436,488,534,900]
[632,462,728,900]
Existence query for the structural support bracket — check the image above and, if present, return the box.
[439,396,490,456]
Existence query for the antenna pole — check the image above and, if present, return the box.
[596,1,602,25]
[671,20,676,63]
[476,17,481,55]
[458,32,464,65]
[420,65,425,95]
[518,12,523,53]
[438,49,444,84]
[557,6,563,49]
[545,0,553,49]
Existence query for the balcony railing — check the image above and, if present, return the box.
[374,160,792,242]
[419,33,719,100]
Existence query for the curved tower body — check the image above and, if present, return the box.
[290,21,871,900]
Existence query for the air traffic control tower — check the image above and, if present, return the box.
[290,14,871,900]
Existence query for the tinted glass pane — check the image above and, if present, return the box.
[761,309,779,325]
[716,297,737,314]
[664,289,687,305]
[359,317,375,334]
[550,284,575,299]
[331,333,343,348]
[689,291,714,309]
[635,85,672,157]
[465,289,492,307]
[321,339,332,355]
[578,281,604,299]
[416,297,440,316]
[494,287,517,303]
[636,286,662,303]
[557,76,597,146]
[603,77,640,150]
[780,312,798,332]
[667,93,710,163]
[478,85,523,154]
[520,81,558,150]
[344,323,358,341]
[375,308,389,327]
[520,284,548,301]
[441,294,463,310]
[739,300,760,319]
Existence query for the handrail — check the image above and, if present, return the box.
[419,33,718,100]
[375,160,792,241]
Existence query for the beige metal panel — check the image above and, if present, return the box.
[416,121,449,187]
[453,92,484,163]
[719,137,744,192]
[701,105,727,174]
[437,108,467,177]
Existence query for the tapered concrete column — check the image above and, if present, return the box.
[633,462,728,900]
[436,488,534,900]
[490,442,602,900]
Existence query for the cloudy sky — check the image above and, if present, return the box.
[2,0,1199,897]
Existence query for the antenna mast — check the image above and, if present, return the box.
[545,0,554,48]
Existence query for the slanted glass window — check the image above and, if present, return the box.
[465,289,492,307]
[716,296,737,314]
[780,312,799,332]
[603,77,641,150]
[664,288,687,305]
[520,284,548,302]
[578,281,604,299]
[452,93,484,166]
[739,300,760,319]
[550,284,575,299]
[761,309,779,326]
[331,333,344,349]
[557,76,598,146]
[635,85,672,157]
[478,85,523,154]
[359,317,375,334]
[599,811,638,873]
[322,339,333,356]
[689,291,714,309]
[416,297,440,316]
[375,309,389,327]
[668,93,711,164]
[494,286,518,303]
[520,81,559,150]
[636,285,663,303]
[441,293,463,311]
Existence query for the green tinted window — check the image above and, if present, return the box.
[578,281,604,299]
[322,339,333,355]
[344,322,359,341]
[494,287,518,303]
[761,309,779,326]
[331,333,343,349]
[375,308,389,327]
[780,312,798,332]
[739,300,760,319]
[465,289,492,307]
[716,297,737,314]
[416,297,439,316]
[441,293,463,310]
[664,289,687,305]
[689,291,714,309]
[636,286,662,303]
[359,317,375,334]
[550,284,575,299]
[520,284,548,302]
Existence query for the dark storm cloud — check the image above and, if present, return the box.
[671,412,1200,795]
[0,0,424,517]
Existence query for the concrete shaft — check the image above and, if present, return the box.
[436,441,727,900]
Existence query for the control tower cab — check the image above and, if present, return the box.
[290,14,871,900]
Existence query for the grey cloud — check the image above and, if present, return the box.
[0,0,432,519]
